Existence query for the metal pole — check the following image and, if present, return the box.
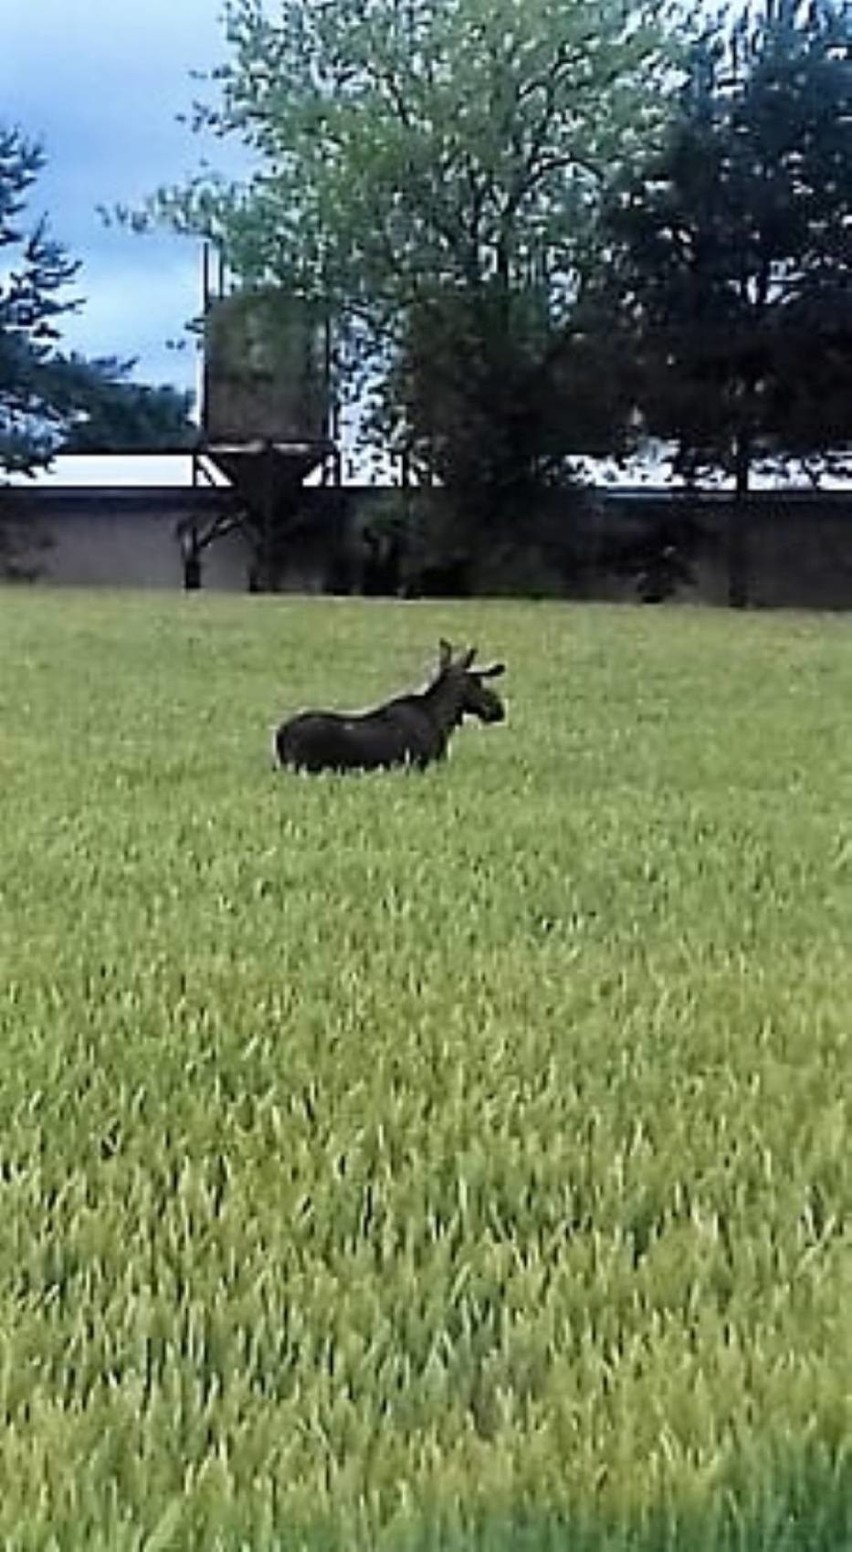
[201,242,211,315]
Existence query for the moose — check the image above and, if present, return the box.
[274,639,506,773]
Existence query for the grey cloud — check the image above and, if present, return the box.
[1,0,242,389]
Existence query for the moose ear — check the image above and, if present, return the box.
[438,639,454,669]
[459,645,477,670]
[479,661,506,679]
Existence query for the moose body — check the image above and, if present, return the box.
[275,641,505,774]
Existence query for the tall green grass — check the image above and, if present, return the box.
[0,589,849,1550]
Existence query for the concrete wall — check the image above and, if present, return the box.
[734,501,852,610]
[2,482,851,608]
[594,491,852,610]
[11,506,247,591]
[0,487,327,593]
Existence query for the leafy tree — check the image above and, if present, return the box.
[385,279,641,536]
[602,0,852,604]
[146,0,676,567]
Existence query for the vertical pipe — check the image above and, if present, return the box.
[201,242,211,315]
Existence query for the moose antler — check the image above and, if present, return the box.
[438,641,503,677]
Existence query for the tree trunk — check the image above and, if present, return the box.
[178,524,203,591]
[247,546,281,594]
[727,431,751,609]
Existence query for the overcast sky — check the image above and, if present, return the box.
[1,0,245,406]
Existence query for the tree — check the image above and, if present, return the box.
[59,359,196,453]
[146,0,676,568]
[0,125,80,475]
[1,125,196,487]
[602,0,852,604]
[384,276,641,528]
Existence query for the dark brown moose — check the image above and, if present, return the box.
[275,640,506,773]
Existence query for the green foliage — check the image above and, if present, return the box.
[603,0,852,493]
[181,0,673,313]
[385,283,638,537]
[0,125,80,474]
[0,126,197,480]
[0,589,850,1548]
[59,359,196,453]
[146,0,676,520]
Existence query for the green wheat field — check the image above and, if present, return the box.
[0,589,849,1551]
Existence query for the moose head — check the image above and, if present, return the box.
[435,639,506,724]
